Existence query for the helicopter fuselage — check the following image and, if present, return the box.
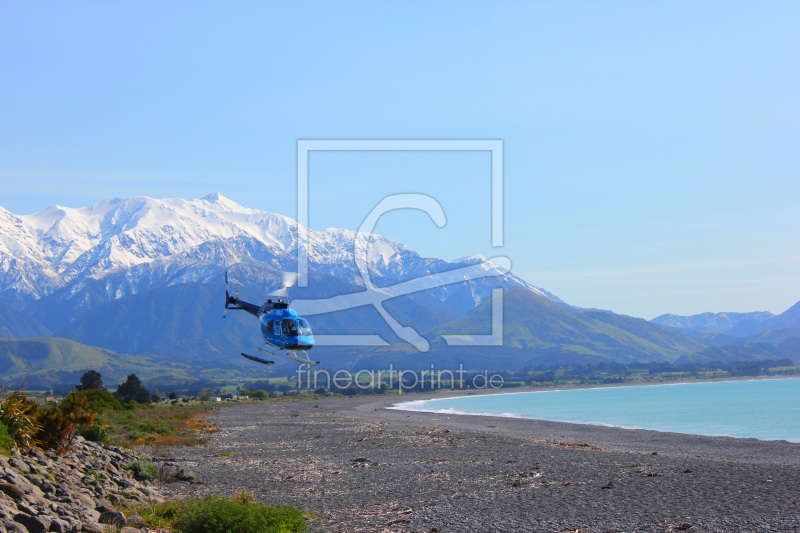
[259,300,314,351]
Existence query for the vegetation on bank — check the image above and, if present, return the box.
[119,490,307,533]
[1,370,309,532]
[202,358,800,398]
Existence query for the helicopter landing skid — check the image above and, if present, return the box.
[255,344,319,366]
[283,350,320,366]
[240,352,275,366]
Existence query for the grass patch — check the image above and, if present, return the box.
[125,490,307,533]
[124,459,159,481]
[215,451,235,457]
[101,403,218,448]
[0,420,13,456]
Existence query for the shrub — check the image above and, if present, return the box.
[125,459,159,481]
[78,388,124,412]
[79,423,110,445]
[37,392,95,454]
[172,495,307,533]
[0,420,14,455]
[0,392,41,450]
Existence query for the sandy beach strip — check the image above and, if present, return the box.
[159,395,800,532]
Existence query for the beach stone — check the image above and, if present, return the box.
[7,459,29,474]
[98,511,125,527]
[30,449,48,463]
[13,513,50,533]
[75,494,95,509]
[48,518,71,533]
[80,522,104,533]
[14,502,37,517]
[0,484,24,501]
[3,520,27,533]
[79,510,100,524]
[124,515,145,528]
[175,468,196,482]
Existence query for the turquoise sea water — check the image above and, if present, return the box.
[391,378,800,442]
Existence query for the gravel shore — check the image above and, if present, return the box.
[160,395,800,532]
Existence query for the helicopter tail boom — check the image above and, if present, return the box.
[224,272,261,317]
[225,294,261,317]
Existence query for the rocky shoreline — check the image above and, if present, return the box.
[6,396,795,532]
[160,395,800,532]
[0,437,163,533]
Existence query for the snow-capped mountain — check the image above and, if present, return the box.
[650,311,776,336]
[5,194,796,379]
[0,193,544,320]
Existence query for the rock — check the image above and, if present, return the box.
[0,484,24,501]
[0,440,166,533]
[13,513,51,533]
[124,515,146,528]
[98,511,125,527]
[48,518,71,533]
[13,502,37,517]
[75,494,95,509]
[79,522,104,533]
[7,459,29,474]
[175,469,196,482]
[79,510,100,524]
[3,519,28,533]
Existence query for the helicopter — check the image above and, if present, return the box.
[224,272,318,366]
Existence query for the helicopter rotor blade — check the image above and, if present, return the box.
[282,271,299,289]
[274,271,298,299]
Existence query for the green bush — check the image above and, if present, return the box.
[0,420,13,455]
[124,459,159,481]
[79,423,110,445]
[172,495,307,533]
[78,389,124,412]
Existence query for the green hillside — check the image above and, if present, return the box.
[0,300,50,338]
[0,337,195,390]
[431,289,704,362]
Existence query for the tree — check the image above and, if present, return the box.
[115,374,151,405]
[76,370,103,391]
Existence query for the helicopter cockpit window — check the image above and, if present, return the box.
[282,319,298,337]
[264,319,273,335]
[296,318,312,336]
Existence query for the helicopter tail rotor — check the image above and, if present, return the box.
[224,271,230,317]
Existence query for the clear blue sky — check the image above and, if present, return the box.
[1,1,798,319]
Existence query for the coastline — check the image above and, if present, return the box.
[385,377,800,444]
[160,395,800,532]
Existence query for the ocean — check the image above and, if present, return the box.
[391,377,800,443]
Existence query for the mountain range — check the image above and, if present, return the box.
[1,194,798,387]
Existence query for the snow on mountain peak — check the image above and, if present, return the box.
[198,193,251,213]
[451,253,488,264]
[1,194,554,313]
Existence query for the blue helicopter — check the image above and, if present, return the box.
[224,272,318,366]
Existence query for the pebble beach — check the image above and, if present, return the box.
[160,395,800,532]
